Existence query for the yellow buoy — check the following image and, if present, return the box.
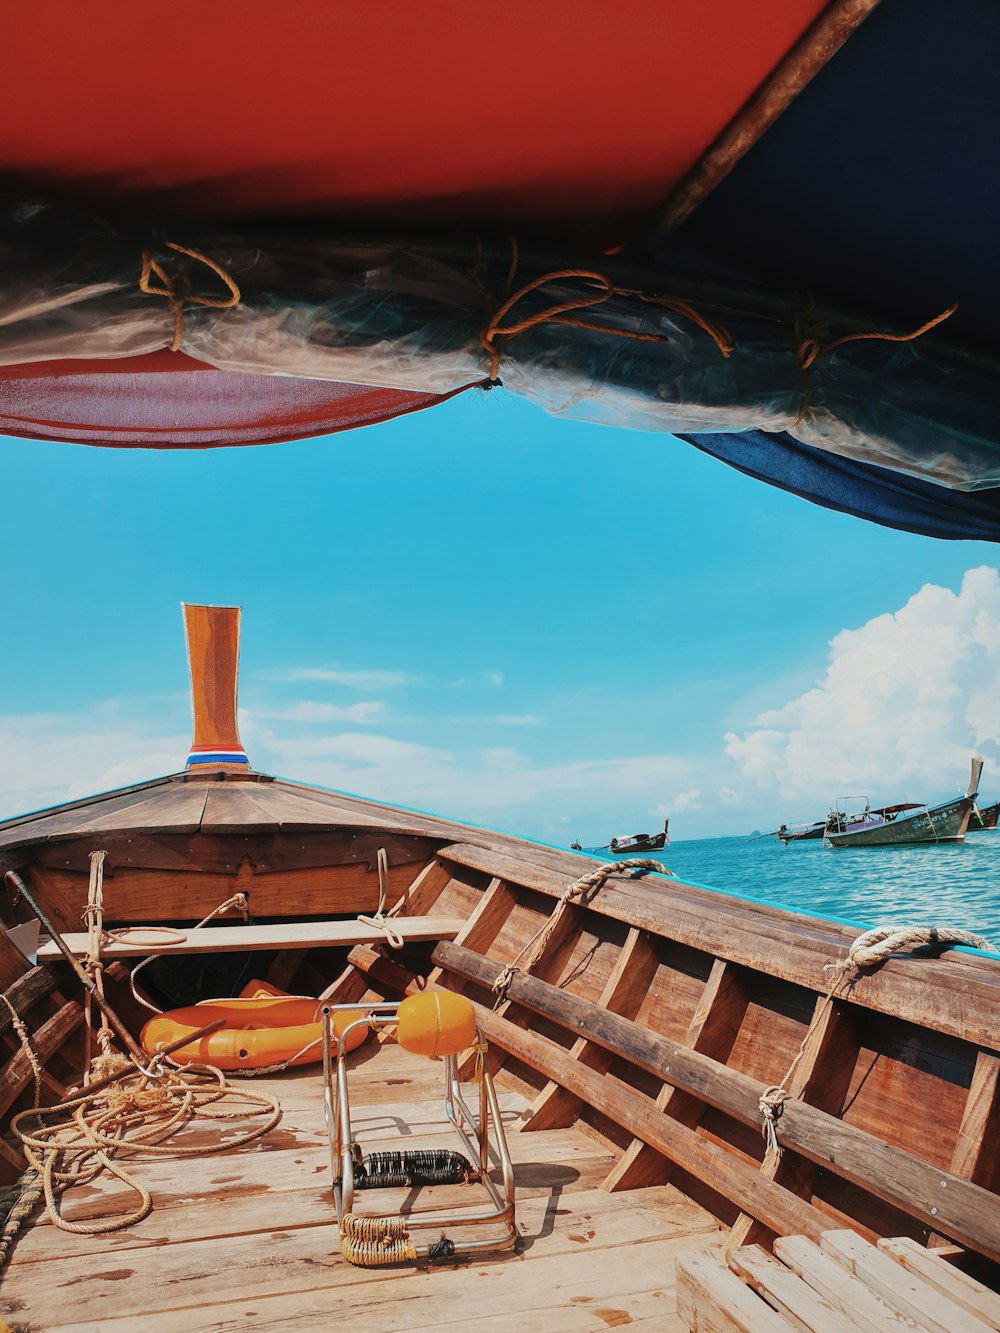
[396,991,477,1058]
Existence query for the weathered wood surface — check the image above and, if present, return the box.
[436,843,1000,1049]
[463,992,833,1242]
[38,915,466,960]
[681,1230,1000,1332]
[1,1041,722,1331]
[434,940,1000,1262]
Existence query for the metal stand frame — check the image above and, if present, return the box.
[322,1002,517,1261]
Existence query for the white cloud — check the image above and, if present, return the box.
[725,566,1000,803]
[444,714,543,727]
[246,701,386,725]
[670,789,703,812]
[261,667,412,690]
[0,711,187,818]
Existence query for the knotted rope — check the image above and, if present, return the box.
[792,302,956,426]
[357,848,404,950]
[120,890,251,1016]
[480,269,733,385]
[758,923,995,1157]
[491,858,674,1006]
[139,241,241,352]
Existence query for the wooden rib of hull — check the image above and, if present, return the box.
[0,777,998,1313]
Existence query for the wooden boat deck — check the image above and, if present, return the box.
[0,1042,723,1331]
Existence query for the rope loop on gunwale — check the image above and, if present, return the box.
[758,923,996,1157]
[491,858,675,1006]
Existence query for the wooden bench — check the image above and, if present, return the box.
[37,916,465,960]
[676,1230,1000,1331]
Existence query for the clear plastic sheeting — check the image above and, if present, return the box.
[3,201,1000,490]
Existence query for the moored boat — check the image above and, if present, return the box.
[0,607,996,1328]
[824,760,983,848]
[608,820,670,855]
[776,820,827,844]
[974,800,1000,830]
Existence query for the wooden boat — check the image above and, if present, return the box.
[974,801,1000,831]
[0,606,997,1329]
[824,761,983,849]
[608,820,670,855]
[776,821,827,844]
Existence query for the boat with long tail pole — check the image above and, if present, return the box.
[824,760,983,848]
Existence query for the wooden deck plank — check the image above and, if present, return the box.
[53,1230,717,1332]
[37,915,465,959]
[3,1186,721,1329]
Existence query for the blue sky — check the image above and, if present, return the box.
[2,387,998,843]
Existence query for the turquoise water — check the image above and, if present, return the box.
[590,829,1000,947]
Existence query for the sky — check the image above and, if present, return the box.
[1,387,999,844]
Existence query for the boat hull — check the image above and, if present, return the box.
[824,795,975,848]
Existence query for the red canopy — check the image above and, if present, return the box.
[1,0,826,446]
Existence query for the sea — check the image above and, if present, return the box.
[588,829,1000,947]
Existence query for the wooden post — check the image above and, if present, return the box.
[182,603,250,773]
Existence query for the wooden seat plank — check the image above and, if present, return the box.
[820,1231,995,1333]
[877,1237,1000,1330]
[726,1244,861,1331]
[773,1236,922,1331]
[37,915,465,959]
[676,1249,796,1331]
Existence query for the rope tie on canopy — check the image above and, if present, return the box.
[139,241,241,352]
[758,923,995,1157]
[491,857,674,1006]
[480,269,733,386]
[792,301,957,426]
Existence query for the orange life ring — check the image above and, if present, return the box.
[140,980,366,1071]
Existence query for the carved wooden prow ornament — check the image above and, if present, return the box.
[183,603,251,772]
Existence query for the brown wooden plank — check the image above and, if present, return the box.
[951,1051,1000,1186]
[606,956,749,1192]
[820,1230,995,1333]
[0,999,84,1117]
[3,1186,719,1328]
[435,844,1000,1047]
[877,1236,1000,1329]
[67,783,211,835]
[526,927,659,1132]
[726,1243,860,1331]
[39,916,466,960]
[27,860,430,925]
[470,998,832,1240]
[434,940,1000,1262]
[772,1236,919,1332]
[729,994,856,1249]
[676,1249,795,1331]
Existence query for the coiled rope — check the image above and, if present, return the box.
[6,1051,281,1241]
[758,923,995,1156]
[340,1211,416,1266]
[492,858,674,1006]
